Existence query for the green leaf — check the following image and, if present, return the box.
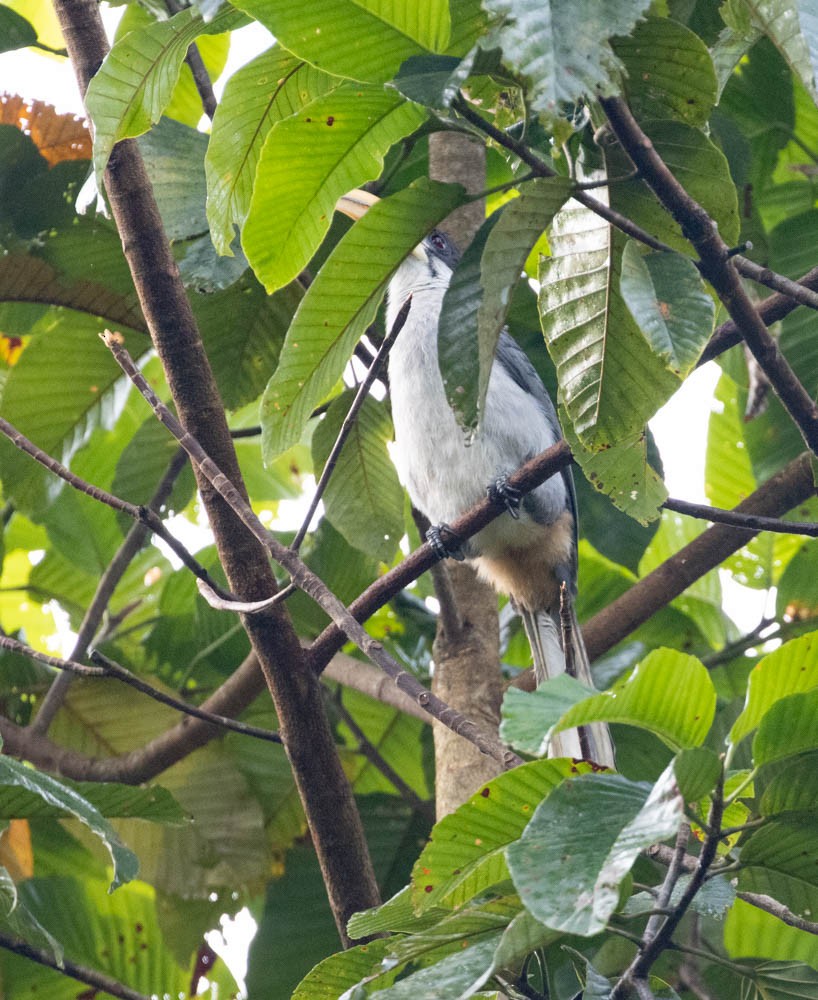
[754,689,818,764]
[725,900,818,969]
[559,647,716,751]
[615,15,718,125]
[730,632,818,746]
[411,758,590,911]
[0,779,186,823]
[0,757,138,890]
[260,178,466,460]
[85,6,244,183]
[243,85,427,292]
[674,747,722,802]
[566,422,667,524]
[138,118,210,241]
[742,816,818,891]
[291,937,398,1000]
[483,0,652,113]
[205,46,340,255]
[607,120,740,255]
[539,205,679,450]
[438,177,571,432]
[230,0,453,83]
[369,934,503,998]
[0,5,36,53]
[348,887,449,940]
[744,0,818,100]
[625,871,736,921]
[619,244,715,377]
[506,766,683,936]
[500,675,593,757]
[761,758,818,815]
[311,391,404,561]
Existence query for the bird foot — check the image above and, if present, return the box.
[488,474,521,519]
[426,523,466,561]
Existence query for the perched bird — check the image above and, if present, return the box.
[336,191,614,767]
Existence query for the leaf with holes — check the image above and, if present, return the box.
[205,46,340,255]
[243,85,427,292]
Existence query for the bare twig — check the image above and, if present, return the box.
[0,415,230,600]
[0,929,150,1000]
[102,332,521,771]
[30,448,190,736]
[734,256,818,312]
[291,296,412,551]
[663,496,818,536]
[612,775,725,998]
[601,96,818,457]
[0,634,282,743]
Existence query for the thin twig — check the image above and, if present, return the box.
[164,0,217,119]
[612,775,725,998]
[0,930,149,1000]
[291,297,412,552]
[452,95,675,255]
[30,448,189,736]
[644,824,690,943]
[0,415,231,600]
[601,96,818,458]
[101,332,521,770]
[663,496,818,536]
[734,256,818,311]
[0,634,282,743]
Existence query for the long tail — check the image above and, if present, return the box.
[520,605,616,768]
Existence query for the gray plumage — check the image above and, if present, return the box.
[386,228,615,767]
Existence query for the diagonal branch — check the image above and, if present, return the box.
[600,96,818,457]
[103,332,521,771]
[30,447,190,736]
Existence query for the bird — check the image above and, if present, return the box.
[335,190,615,767]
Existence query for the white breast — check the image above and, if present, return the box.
[386,275,568,559]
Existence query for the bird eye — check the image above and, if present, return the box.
[430,232,447,252]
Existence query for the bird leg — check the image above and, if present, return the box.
[487,473,522,519]
[425,523,467,562]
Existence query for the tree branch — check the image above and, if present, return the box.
[601,96,818,457]
[663,496,818,536]
[53,0,380,942]
[103,332,521,771]
[0,929,150,1000]
[30,447,190,736]
[0,634,282,743]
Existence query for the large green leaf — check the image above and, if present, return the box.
[0,756,137,889]
[259,179,466,460]
[437,177,571,432]
[614,15,718,126]
[608,120,740,255]
[243,85,427,292]
[0,779,185,823]
[410,758,589,912]
[500,674,592,757]
[743,0,818,100]
[85,6,243,183]
[482,0,652,113]
[291,938,399,1000]
[619,244,715,377]
[0,315,143,516]
[205,46,340,255]
[730,632,818,745]
[761,758,818,815]
[556,647,717,751]
[369,934,503,998]
[230,0,454,83]
[506,766,682,936]
[539,204,679,450]
[754,689,818,764]
[311,390,404,562]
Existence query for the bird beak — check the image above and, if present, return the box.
[335,188,429,262]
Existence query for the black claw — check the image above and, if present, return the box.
[426,523,466,561]
[488,474,521,519]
